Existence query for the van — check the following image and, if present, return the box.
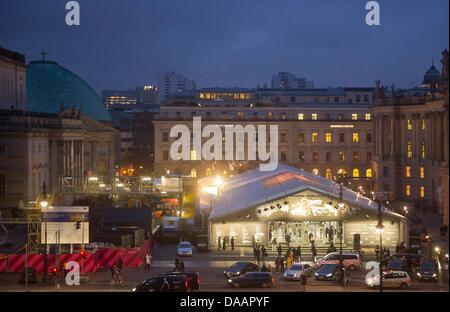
[316,252,362,270]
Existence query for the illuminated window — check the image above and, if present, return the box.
[352,168,360,178]
[405,166,411,178]
[237,111,244,118]
[298,113,304,120]
[325,132,332,143]
[190,168,197,178]
[405,185,411,196]
[352,133,359,143]
[311,113,318,120]
[352,114,358,120]
[312,168,319,175]
[299,151,305,161]
[190,150,197,160]
[338,151,345,162]
[366,168,372,178]
[199,93,205,99]
[407,119,412,131]
[326,169,332,179]
[311,132,319,143]
[407,141,412,158]
[420,186,425,198]
[267,112,273,119]
[420,166,425,179]
[299,133,305,143]
[421,118,426,130]
[421,142,425,159]
[365,113,372,121]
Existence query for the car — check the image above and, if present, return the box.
[132,274,188,292]
[417,260,439,282]
[164,271,200,290]
[283,263,314,281]
[228,272,274,288]
[387,260,408,272]
[18,268,37,284]
[316,252,362,270]
[385,253,423,269]
[315,264,339,281]
[224,261,259,278]
[177,241,193,257]
[366,271,412,289]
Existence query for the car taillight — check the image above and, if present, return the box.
[185,280,188,288]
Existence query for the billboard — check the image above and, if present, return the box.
[40,206,89,244]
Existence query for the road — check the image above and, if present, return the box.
[0,243,448,292]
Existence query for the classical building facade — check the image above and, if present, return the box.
[372,50,449,220]
[154,87,374,191]
[0,47,26,111]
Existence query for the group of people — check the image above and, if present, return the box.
[375,245,391,261]
[253,245,268,263]
[217,235,235,251]
[174,258,185,272]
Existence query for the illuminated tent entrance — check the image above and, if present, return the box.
[208,165,407,249]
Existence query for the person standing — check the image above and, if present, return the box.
[300,274,307,292]
[261,245,267,264]
[272,237,277,252]
[280,257,285,274]
[375,245,380,262]
[180,259,185,272]
[297,245,302,262]
[222,237,226,250]
[277,244,282,258]
[145,253,152,270]
[218,236,222,251]
[256,246,261,264]
[175,258,180,271]
[275,257,280,274]
[230,237,235,251]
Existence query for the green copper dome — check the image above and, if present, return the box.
[27,61,111,121]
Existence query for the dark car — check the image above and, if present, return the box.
[228,272,274,288]
[132,274,188,292]
[387,260,408,272]
[164,271,200,290]
[417,260,439,282]
[19,268,37,284]
[224,262,259,278]
[315,264,339,281]
[385,253,423,269]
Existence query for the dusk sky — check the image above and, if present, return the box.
[1,0,448,94]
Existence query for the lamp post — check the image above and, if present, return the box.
[40,199,49,282]
[376,200,384,293]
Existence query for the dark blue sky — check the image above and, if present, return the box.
[1,0,448,93]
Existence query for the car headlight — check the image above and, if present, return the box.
[432,273,437,277]
[315,272,319,276]
[132,288,136,292]
[228,279,233,283]
[326,273,332,277]
[235,271,240,275]
[417,273,421,277]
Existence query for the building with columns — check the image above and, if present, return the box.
[372,49,449,221]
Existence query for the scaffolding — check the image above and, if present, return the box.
[0,217,41,253]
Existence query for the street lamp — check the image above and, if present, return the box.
[40,200,49,282]
[376,200,384,293]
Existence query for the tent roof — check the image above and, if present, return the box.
[209,165,404,221]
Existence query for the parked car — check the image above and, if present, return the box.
[228,272,274,288]
[19,268,37,284]
[387,260,408,272]
[385,253,423,269]
[315,264,339,281]
[132,274,188,292]
[283,263,314,281]
[177,241,193,257]
[316,252,362,270]
[164,271,200,290]
[224,262,259,278]
[366,271,412,289]
[417,260,439,282]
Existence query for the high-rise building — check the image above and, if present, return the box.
[159,71,196,101]
[0,47,26,111]
[103,86,159,108]
[271,72,314,89]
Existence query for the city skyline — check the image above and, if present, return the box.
[0,0,448,94]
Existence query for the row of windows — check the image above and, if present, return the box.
[406,141,426,159]
[405,185,425,198]
[308,168,372,179]
[405,166,425,179]
[406,119,427,131]
[199,93,252,100]
[268,94,370,104]
[297,151,372,162]
[298,113,371,121]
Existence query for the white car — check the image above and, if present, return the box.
[366,271,412,289]
[177,241,193,257]
[283,263,314,281]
